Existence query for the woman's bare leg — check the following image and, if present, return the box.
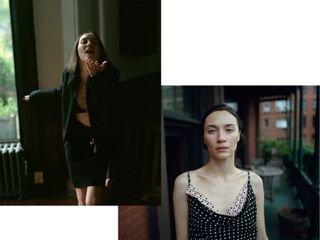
[86,186,106,205]
[75,188,87,205]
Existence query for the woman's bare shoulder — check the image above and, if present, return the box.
[248,171,264,192]
[174,167,205,186]
[249,171,263,183]
[175,171,188,183]
[174,172,189,192]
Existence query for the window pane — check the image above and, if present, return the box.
[0,0,19,142]
[276,119,287,128]
[275,100,290,112]
[162,86,193,117]
[263,102,270,112]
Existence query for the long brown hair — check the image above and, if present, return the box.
[67,32,111,75]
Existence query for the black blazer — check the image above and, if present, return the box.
[29,66,120,146]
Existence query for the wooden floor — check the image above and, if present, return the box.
[0,195,78,205]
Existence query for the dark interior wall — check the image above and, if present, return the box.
[111,72,161,204]
[117,72,161,123]
[119,0,159,57]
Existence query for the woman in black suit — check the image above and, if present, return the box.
[24,32,120,205]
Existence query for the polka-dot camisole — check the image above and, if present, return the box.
[186,171,257,240]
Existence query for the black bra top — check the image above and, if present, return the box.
[74,100,87,113]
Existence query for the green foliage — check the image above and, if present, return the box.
[276,140,293,161]
[260,138,277,165]
[303,143,314,155]
[0,56,14,91]
[0,0,12,50]
[260,138,315,172]
[260,138,294,164]
[0,96,17,117]
[0,0,16,99]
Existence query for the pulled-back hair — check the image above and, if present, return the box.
[67,32,111,75]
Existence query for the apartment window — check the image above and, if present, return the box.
[313,100,317,110]
[264,118,269,128]
[275,119,287,129]
[263,102,270,112]
[162,86,195,118]
[275,100,290,112]
[0,0,19,142]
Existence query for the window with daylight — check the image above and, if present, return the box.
[0,0,19,142]
[263,102,270,112]
[275,119,287,129]
[275,100,290,112]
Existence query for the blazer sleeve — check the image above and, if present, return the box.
[28,69,68,104]
[29,87,61,104]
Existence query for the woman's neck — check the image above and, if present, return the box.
[204,155,240,179]
[79,61,89,81]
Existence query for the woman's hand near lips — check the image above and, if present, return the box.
[86,58,108,77]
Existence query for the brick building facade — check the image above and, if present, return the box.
[260,86,317,144]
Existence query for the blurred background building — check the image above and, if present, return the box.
[260,86,317,145]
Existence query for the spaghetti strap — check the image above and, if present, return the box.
[247,171,251,182]
[187,171,191,187]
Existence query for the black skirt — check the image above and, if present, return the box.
[64,118,108,188]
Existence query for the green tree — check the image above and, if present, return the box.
[0,97,17,117]
[0,56,14,105]
[0,0,16,106]
[260,138,277,165]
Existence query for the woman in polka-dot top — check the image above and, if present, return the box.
[173,104,268,240]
